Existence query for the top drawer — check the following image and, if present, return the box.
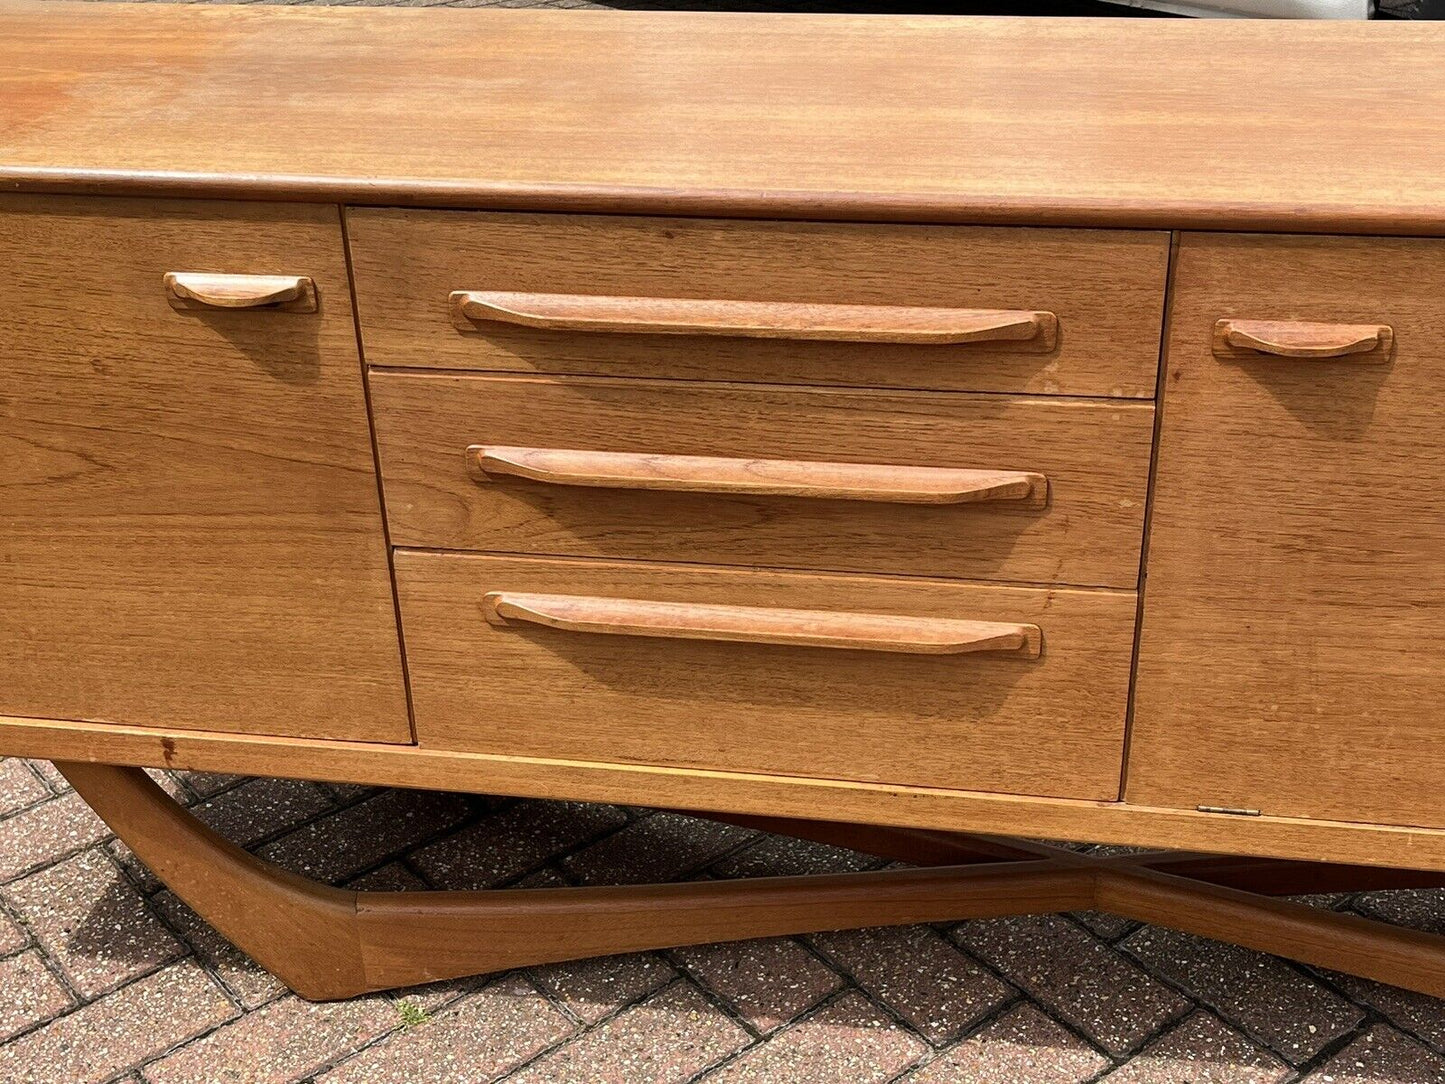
[347,211,1168,398]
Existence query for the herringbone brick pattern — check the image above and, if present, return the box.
[2,758,1443,1083]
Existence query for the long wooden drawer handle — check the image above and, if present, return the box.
[164,272,318,313]
[468,446,1046,506]
[450,291,1057,347]
[1214,319,1392,360]
[482,592,1042,657]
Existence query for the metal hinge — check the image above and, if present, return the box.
[1196,805,1262,817]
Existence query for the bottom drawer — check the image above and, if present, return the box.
[395,553,1136,800]
[398,555,1138,803]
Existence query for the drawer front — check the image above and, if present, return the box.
[0,195,409,744]
[396,552,1137,799]
[1131,233,1445,827]
[371,373,1153,588]
[348,211,1168,398]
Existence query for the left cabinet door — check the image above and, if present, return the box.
[0,196,410,743]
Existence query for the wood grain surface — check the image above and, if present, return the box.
[1,4,1443,234]
[480,591,1043,657]
[467,446,1048,507]
[394,552,1137,801]
[163,271,317,313]
[13,714,1445,873]
[1212,319,1393,361]
[56,762,1099,1001]
[6,1,1445,878]
[350,212,1166,398]
[1131,233,1445,829]
[68,761,1445,1002]
[0,194,409,743]
[370,373,1153,588]
[448,291,1058,348]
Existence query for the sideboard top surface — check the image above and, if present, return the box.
[1,2,1443,233]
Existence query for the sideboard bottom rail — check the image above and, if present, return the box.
[55,762,1445,1001]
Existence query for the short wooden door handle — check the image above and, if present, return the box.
[468,446,1047,506]
[451,291,1057,347]
[1214,319,1392,359]
[483,592,1042,657]
[164,272,318,312]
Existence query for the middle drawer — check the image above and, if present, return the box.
[371,373,1152,588]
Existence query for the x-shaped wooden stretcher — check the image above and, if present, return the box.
[58,762,1445,1001]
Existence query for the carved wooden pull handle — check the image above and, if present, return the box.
[164,273,318,313]
[1214,319,1392,360]
[468,446,1046,506]
[483,592,1042,657]
[450,291,1057,347]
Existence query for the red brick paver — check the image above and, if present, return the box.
[675,938,842,1034]
[0,951,74,1043]
[811,924,1013,1044]
[0,760,48,817]
[143,992,400,1084]
[6,848,183,997]
[956,914,1193,1056]
[506,982,749,1083]
[315,977,577,1084]
[901,1003,1111,1083]
[0,906,29,956]
[1298,1025,1445,1084]
[1122,927,1364,1064]
[1102,1011,1292,1084]
[700,991,928,1083]
[0,959,235,1084]
[529,952,677,1026]
[562,812,757,886]
[0,790,108,882]
[412,799,627,890]
[2,749,1444,1084]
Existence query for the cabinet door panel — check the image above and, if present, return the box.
[0,195,409,743]
[1131,233,1445,827]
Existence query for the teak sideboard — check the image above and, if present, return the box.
[5,2,1445,1000]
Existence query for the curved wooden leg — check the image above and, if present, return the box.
[57,761,1445,1002]
[58,762,366,999]
[55,762,1089,1000]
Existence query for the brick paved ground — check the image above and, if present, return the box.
[2,758,1443,1083]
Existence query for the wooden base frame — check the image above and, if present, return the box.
[57,761,1445,1002]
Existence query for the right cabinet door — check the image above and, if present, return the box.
[1130,233,1445,828]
